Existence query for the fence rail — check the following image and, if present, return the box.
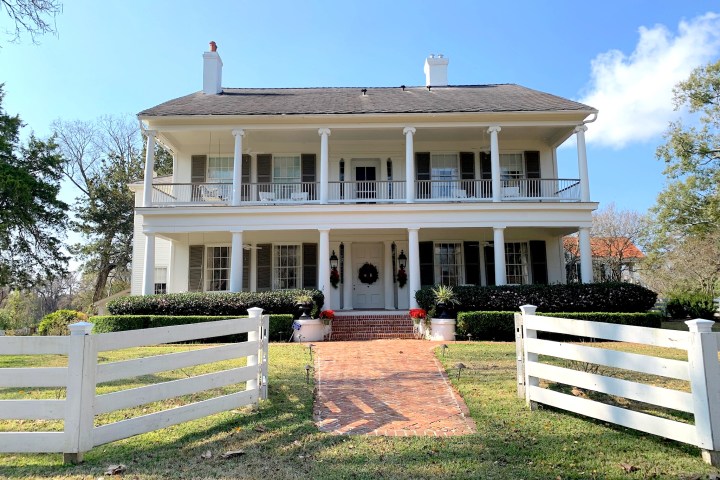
[0,310,270,463]
[515,305,720,466]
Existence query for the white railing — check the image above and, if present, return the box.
[515,305,720,466]
[0,310,270,463]
[149,178,581,206]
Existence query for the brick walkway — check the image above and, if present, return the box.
[312,340,476,436]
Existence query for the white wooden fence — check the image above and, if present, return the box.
[515,305,720,466]
[0,308,270,463]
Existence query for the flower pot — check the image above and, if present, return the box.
[429,318,456,341]
[292,319,325,342]
[436,301,451,319]
[296,302,313,319]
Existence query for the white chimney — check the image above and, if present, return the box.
[424,54,449,87]
[203,41,223,95]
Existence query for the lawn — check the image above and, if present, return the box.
[0,341,718,479]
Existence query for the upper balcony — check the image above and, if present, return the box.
[148,178,581,206]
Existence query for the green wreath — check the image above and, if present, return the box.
[358,262,379,285]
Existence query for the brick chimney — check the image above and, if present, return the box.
[424,54,449,87]
[203,41,223,95]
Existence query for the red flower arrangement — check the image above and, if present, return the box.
[319,310,335,320]
[409,308,427,320]
[330,267,340,288]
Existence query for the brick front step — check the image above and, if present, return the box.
[330,314,418,341]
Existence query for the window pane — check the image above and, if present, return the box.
[434,242,463,286]
[206,246,230,291]
[274,244,300,290]
[207,156,234,183]
[505,242,529,284]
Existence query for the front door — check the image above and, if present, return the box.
[352,243,384,309]
[355,166,377,199]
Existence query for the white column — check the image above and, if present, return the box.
[319,128,331,204]
[229,231,244,292]
[142,232,156,295]
[575,125,590,202]
[342,242,353,310]
[488,126,501,202]
[578,227,593,283]
[249,243,258,292]
[403,127,416,203]
[408,228,421,308]
[142,130,157,207]
[383,241,394,310]
[319,229,331,309]
[493,227,507,285]
[231,129,244,206]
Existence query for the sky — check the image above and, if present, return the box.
[1,0,719,216]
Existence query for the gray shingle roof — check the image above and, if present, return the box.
[138,84,595,117]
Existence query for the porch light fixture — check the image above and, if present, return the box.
[398,250,407,270]
[330,250,339,269]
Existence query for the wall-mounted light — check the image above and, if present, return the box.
[398,250,407,270]
[330,250,339,269]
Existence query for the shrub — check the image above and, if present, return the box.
[416,283,656,313]
[91,314,295,342]
[666,292,716,320]
[37,310,88,336]
[535,312,663,329]
[456,311,516,340]
[107,289,323,317]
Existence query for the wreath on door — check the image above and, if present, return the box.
[358,262,379,285]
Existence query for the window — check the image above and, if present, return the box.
[207,156,233,183]
[274,244,301,290]
[206,246,230,291]
[505,242,529,284]
[434,242,463,286]
[500,153,524,181]
[431,153,458,197]
[273,155,302,199]
[154,267,168,294]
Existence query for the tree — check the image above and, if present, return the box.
[655,60,720,236]
[0,84,68,288]
[1,0,62,43]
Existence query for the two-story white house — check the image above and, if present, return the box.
[131,42,598,311]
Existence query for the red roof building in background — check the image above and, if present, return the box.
[564,236,644,284]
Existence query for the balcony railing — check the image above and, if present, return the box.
[149,179,581,206]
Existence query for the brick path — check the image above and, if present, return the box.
[312,340,476,436]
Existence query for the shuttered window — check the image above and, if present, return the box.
[274,244,301,290]
[206,246,230,291]
[419,241,434,287]
[434,242,463,286]
[464,241,480,285]
[416,152,431,199]
[302,243,318,289]
[188,245,204,292]
[460,152,475,197]
[529,240,548,284]
[256,243,272,291]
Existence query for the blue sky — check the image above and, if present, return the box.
[1,0,719,214]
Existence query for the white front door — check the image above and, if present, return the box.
[352,243,384,309]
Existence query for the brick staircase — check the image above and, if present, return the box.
[329,312,418,341]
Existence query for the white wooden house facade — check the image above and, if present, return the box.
[131,43,598,310]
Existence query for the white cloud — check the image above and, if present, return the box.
[579,12,720,149]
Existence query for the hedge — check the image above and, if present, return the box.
[107,289,323,317]
[416,283,657,313]
[91,314,295,342]
[456,311,664,341]
[665,292,716,320]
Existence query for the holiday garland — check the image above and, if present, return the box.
[358,262,379,284]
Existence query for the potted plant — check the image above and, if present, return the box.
[319,309,335,326]
[409,308,427,325]
[294,294,314,320]
[432,285,459,319]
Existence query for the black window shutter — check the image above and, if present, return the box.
[416,152,431,199]
[301,154,316,200]
[460,152,475,197]
[241,154,251,201]
[256,243,272,291]
[191,155,207,183]
[419,241,434,287]
[479,152,492,198]
[302,243,318,289]
[242,248,250,291]
[464,241,480,285]
[257,154,272,183]
[525,151,541,197]
[188,245,204,292]
[484,244,495,286]
[529,240,548,284]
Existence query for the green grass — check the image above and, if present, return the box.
[0,342,718,479]
[663,319,720,331]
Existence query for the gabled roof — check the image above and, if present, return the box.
[564,237,645,259]
[138,84,596,117]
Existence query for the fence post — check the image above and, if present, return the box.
[686,319,720,466]
[519,305,538,410]
[246,308,263,401]
[514,312,525,399]
[63,321,96,464]
[261,314,270,400]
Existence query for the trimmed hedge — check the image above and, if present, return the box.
[91,314,295,342]
[666,292,716,320]
[456,311,664,341]
[416,283,657,313]
[107,289,323,317]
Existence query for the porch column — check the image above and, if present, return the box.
[404,127,416,203]
[142,130,157,207]
[575,125,590,202]
[142,232,156,295]
[342,241,353,310]
[229,231,244,292]
[579,227,593,283]
[319,229,331,309]
[249,243,258,292]
[488,126,501,202]
[319,128,331,204]
[493,227,507,285]
[383,240,395,310]
[231,129,245,206]
[408,228,421,308]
